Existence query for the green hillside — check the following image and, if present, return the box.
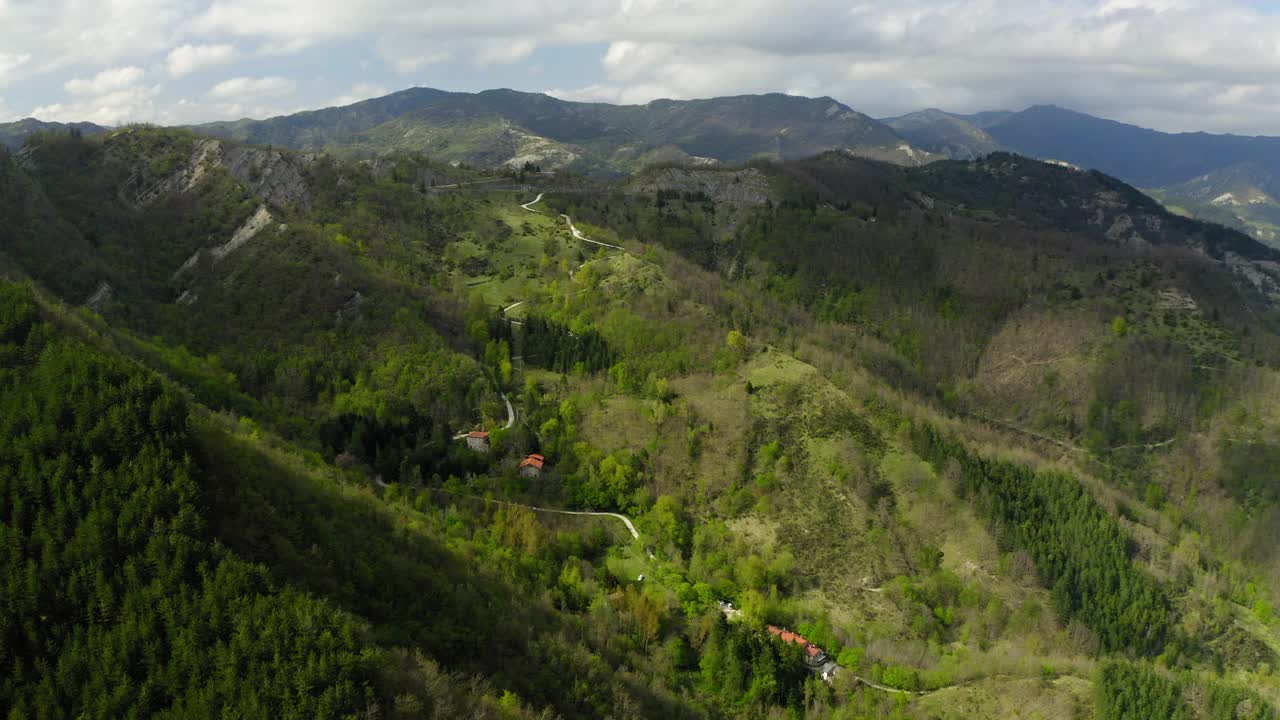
[3,125,1280,718]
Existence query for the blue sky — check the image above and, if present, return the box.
[4,0,1280,134]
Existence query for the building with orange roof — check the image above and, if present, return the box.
[466,431,490,452]
[766,625,828,666]
[519,453,546,477]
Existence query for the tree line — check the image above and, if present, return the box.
[913,422,1173,656]
[1096,660,1274,720]
[489,312,615,374]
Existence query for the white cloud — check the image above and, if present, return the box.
[183,0,1280,132]
[32,82,162,126]
[156,96,307,124]
[254,38,313,56]
[524,0,1280,133]
[474,39,538,68]
[0,0,185,73]
[65,67,146,96]
[5,0,1280,132]
[373,34,453,74]
[0,97,17,122]
[166,44,238,77]
[36,65,159,125]
[208,76,297,100]
[331,82,389,107]
[0,53,32,86]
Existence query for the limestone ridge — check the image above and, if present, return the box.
[108,131,315,211]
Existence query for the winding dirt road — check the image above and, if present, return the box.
[559,214,625,250]
[521,192,545,212]
[431,488,641,540]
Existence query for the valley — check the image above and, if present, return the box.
[3,107,1280,720]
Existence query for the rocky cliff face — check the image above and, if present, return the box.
[106,130,315,211]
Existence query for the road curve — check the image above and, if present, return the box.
[559,214,625,251]
[521,192,544,212]
[431,488,641,540]
[502,393,515,430]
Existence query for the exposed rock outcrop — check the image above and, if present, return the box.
[212,205,274,261]
[221,145,315,210]
[84,281,113,311]
[109,131,314,211]
[625,167,772,205]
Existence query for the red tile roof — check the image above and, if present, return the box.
[767,625,825,657]
[519,454,546,469]
[467,431,490,439]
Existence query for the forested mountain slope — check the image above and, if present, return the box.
[0,118,107,150]
[2,125,1280,718]
[193,87,934,174]
[887,105,1280,247]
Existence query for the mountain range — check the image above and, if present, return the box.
[190,88,1280,246]
[190,87,934,174]
[886,105,1280,245]
[0,117,106,150]
[8,88,1280,245]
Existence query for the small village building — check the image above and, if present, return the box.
[519,453,546,477]
[804,644,828,664]
[465,431,490,453]
[766,625,828,666]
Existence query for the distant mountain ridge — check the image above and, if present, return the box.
[192,87,936,174]
[0,119,107,150]
[885,105,1280,246]
[13,87,1280,244]
[882,109,1003,160]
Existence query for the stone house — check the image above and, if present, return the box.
[466,431,490,452]
[519,453,546,477]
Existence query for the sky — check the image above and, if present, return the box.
[3,0,1280,134]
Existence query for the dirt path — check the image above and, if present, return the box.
[431,488,641,540]
[559,213,625,250]
[502,393,515,430]
[434,177,512,190]
[521,192,544,212]
[850,676,929,696]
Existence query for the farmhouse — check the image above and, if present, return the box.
[519,453,546,477]
[465,431,490,452]
[766,625,828,666]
